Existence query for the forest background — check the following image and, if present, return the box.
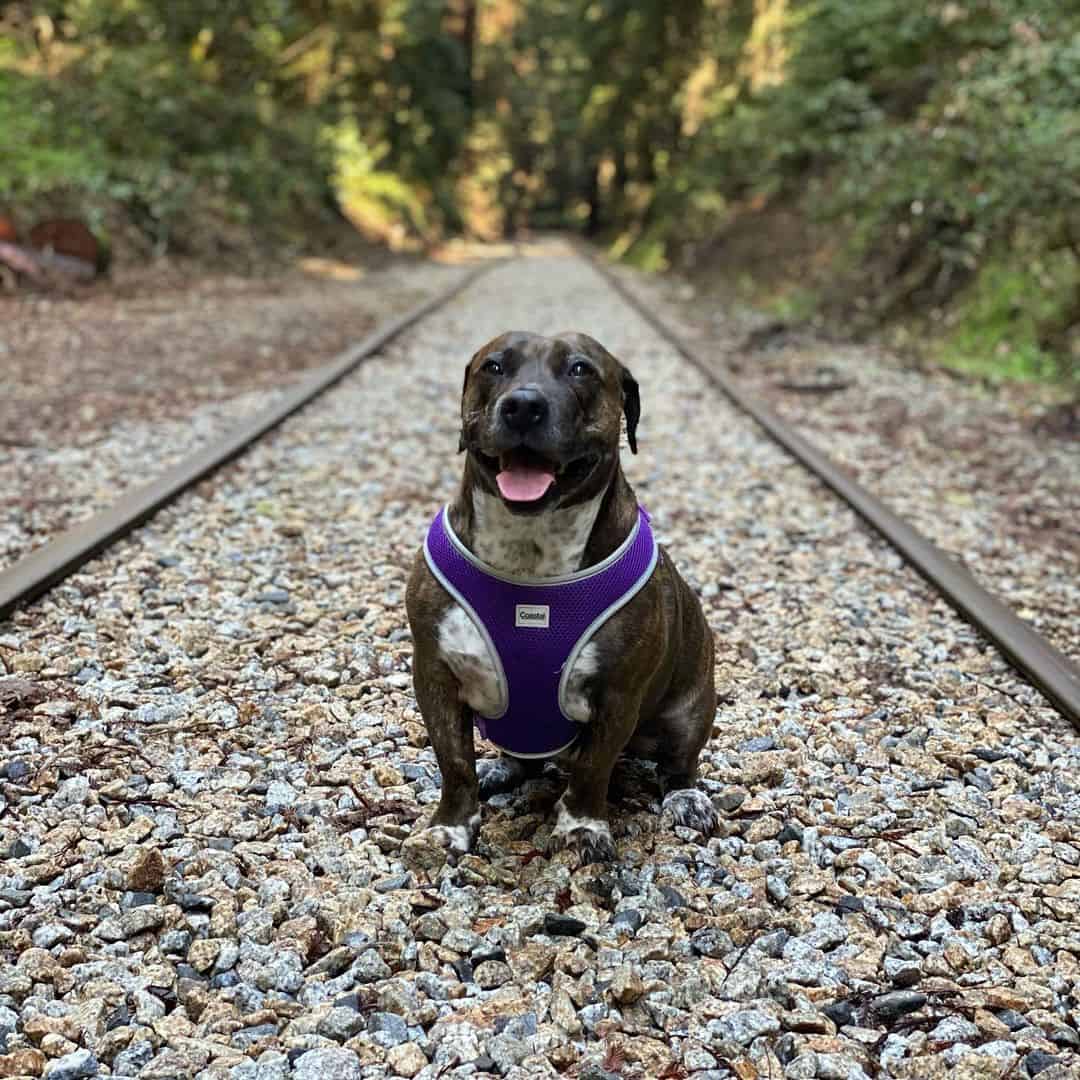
[2,0,1077,384]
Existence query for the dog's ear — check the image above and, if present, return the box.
[621,365,641,454]
[458,359,474,453]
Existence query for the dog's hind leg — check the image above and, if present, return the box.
[656,678,718,837]
[477,753,544,798]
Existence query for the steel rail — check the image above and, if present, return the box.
[0,260,500,622]
[585,251,1080,729]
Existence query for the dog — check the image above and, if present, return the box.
[405,330,716,862]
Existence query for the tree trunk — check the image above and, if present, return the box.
[585,162,603,236]
[447,0,477,119]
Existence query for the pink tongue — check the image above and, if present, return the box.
[496,466,555,502]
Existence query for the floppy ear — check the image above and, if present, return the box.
[621,365,641,454]
[458,361,471,453]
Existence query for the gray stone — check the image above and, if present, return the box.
[943,1040,1018,1066]
[292,1048,363,1080]
[871,990,927,1022]
[318,1006,367,1042]
[579,1003,609,1033]
[3,837,32,859]
[265,780,298,812]
[710,1008,781,1047]
[113,1040,154,1076]
[816,1053,871,1080]
[231,1023,279,1050]
[766,875,790,905]
[215,939,240,972]
[254,949,303,993]
[719,963,763,1002]
[44,1049,99,1079]
[2,760,31,782]
[353,949,392,983]
[689,927,728,957]
[229,1051,290,1080]
[367,1011,409,1047]
[929,1016,980,1043]
[611,908,643,934]
[501,1014,537,1039]
[1024,1051,1062,1077]
[0,1005,17,1052]
[488,1032,530,1073]
[803,913,847,951]
[32,923,75,949]
[54,776,91,807]
[432,1022,482,1064]
[784,1053,818,1079]
[93,905,165,941]
[159,929,192,955]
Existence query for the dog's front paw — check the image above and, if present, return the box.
[547,799,616,863]
[402,814,480,872]
[662,788,718,836]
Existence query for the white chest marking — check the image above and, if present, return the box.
[470,489,603,577]
[437,606,503,717]
[561,641,597,724]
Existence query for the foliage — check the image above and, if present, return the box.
[2,0,1076,381]
[662,0,1080,382]
[0,68,107,200]
[0,0,466,251]
[935,252,1078,382]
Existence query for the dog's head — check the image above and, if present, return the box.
[458,331,640,514]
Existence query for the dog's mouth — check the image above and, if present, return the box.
[474,447,599,507]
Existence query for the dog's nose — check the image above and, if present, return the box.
[499,388,549,433]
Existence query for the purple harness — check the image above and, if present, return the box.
[424,505,658,758]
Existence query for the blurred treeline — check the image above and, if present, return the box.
[2,1,1077,380]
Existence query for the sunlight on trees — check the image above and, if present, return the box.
[1,0,1076,380]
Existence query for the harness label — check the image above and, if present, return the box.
[515,603,550,629]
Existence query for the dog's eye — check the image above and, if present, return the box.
[568,359,592,378]
[481,357,504,376]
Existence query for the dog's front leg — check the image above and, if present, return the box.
[413,649,481,857]
[548,690,641,863]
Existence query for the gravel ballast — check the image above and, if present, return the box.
[620,266,1080,665]
[1,243,1078,1080]
[0,259,464,572]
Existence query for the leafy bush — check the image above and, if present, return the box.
[666,0,1080,382]
[0,70,108,201]
[0,1,459,254]
[1,52,333,252]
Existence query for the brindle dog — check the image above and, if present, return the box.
[405,331,716,861]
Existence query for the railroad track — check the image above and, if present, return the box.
[2,245,1077,727]
[1,244,1077,1080]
